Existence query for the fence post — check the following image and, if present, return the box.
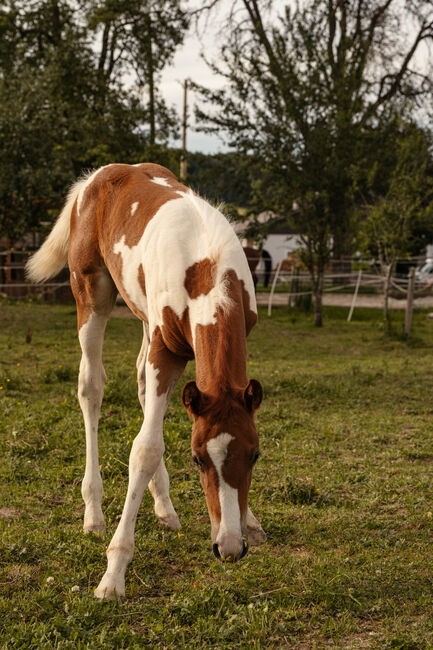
[268,260,283,317]
[288,266,295,308]
[347,269,362,322]
[404,267,415,339]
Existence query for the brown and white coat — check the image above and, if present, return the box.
[27,163,265,600]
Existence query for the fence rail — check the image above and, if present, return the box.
[1,257,432,328]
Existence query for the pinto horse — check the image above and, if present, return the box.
[26,163,265,600]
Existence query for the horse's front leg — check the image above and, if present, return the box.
[94,343,185,600]
[136,326,181,532]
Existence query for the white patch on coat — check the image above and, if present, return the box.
[207,433,241,537]
[131,202,138,216]
[112,190,256,339]
[151,176,171,188]
[113,235,149,320]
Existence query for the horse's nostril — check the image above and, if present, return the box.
[213,543,221,560]
[213,539,248,561]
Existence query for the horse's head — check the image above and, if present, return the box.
[182,379,263,561]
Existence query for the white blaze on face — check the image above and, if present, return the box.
[206,433,241,541]
[131,202,138,216]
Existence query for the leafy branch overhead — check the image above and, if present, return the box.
[0,0,188,242]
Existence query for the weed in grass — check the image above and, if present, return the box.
[43,365,75,383]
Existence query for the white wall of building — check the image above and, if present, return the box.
[261,234,302,268]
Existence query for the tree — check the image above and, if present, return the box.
[360,124,433,334]
[187,151,258,209]
[86,0,188,149]
[194,0,433,325]
[0,0,188,242]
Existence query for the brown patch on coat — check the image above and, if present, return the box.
[192,269,256,395]
[160,305,194,360]
[184,258,216,299]
[148,326,186,396]
[69,163,188,324]
[146,304,196,395]
[239,276,258,336]
[98,163,188,251]
[137,263,146,297]
[69,198,118,329]
[200,463,222,523]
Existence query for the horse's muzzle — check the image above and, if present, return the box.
[213,539,248,561]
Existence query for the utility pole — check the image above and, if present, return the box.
[180,79,188,180]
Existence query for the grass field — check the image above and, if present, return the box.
[1,300,433,648]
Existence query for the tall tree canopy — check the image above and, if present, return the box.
[359,123,433,332]
[0,0,188,241]
[195,0,433,325]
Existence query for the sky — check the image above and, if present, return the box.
[159,3,232,155]
[160,37,225,154]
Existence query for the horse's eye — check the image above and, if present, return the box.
[192,455,202,468]
[252,450,260,465]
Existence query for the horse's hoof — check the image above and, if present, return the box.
[157,512,181,531]
[94,573,125,601]
[83,522,106,535]
[247,525,267,546]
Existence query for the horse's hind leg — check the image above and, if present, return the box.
[136,325,181,531]
[149,460,181,530]
[73,270,117,534]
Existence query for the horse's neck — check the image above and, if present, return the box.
[193,308,248,395]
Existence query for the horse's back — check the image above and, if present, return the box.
[68,162,256,340]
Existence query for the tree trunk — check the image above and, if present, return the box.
[383,263,393,335]
[312,270,324,327]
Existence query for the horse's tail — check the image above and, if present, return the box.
[26,177,85,283]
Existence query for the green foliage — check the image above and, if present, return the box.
[2,300,433,646]
[187,152,258,211]
[360,124,433,263]
[195,0,433,324]
[0,0,188,242]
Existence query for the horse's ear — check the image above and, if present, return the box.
[182,381,203,417]
[244,379,263,412]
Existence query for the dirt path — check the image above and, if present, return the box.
[256,292,433,310]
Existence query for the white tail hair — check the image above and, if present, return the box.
[25,177,87,283]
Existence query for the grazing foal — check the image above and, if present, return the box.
[26,163,265,600]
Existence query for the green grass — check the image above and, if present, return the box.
[1,299,433,648]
